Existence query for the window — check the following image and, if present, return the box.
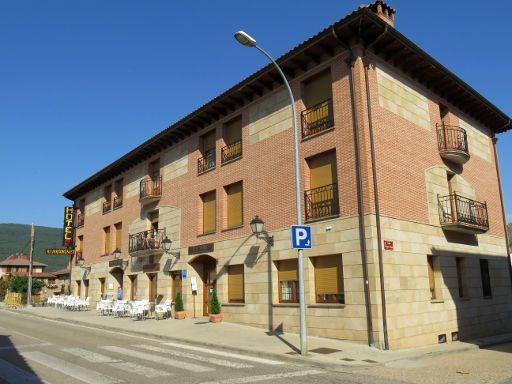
[199,130,216,173]
[149,160,161,193]
[427,255,436,299]
[302,70,333,138]
[278,259,298,303]
[456,257,465,298]
[103,226,111,255]
[48,279,56,285]
[148,274,158,301]
[201,191,216,234]
[228,265,244,303]
[314,255,344,303]
[480,259,492,297]
[225,182,243,229]
[103,185,112,213]
[129,275,137,301]
[171,272,182,299]
[114,179,123,209]
[76,280,81,297]
[99,278,105,299]
[84,280,89,298]
[222,117,242,164]
[305,151,339,220]
[115,222,122,250]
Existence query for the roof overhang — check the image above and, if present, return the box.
[63,7,511,201]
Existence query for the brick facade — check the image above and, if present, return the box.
[64,2,512,349]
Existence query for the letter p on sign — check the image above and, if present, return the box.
[291,225,312,249]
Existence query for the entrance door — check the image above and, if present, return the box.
[203,259,217,315]
[84,280,89,298]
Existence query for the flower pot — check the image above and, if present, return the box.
[209,313,223,323]
[174,311,186,320]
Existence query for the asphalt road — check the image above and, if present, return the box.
[0,310,408,384]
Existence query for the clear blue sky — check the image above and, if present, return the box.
[1,0,510,228]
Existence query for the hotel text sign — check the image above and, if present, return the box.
[46,249,74,255]
[63,206,75,248]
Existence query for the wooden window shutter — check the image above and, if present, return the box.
[427,256,436,299]
[227,183,243,228]
[115,223,122,249]
[309,151,336,190]
[203,131,216,152]
[304,70,332,108]
[228,264,244,302]
[202,191,216,233]
[225,118,242,144]
[279,259,298,282]
[315,255,343,295]
[104,227,110,254]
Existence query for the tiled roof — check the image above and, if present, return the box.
[0,257,47,267]
[52,268,70,276]
[8,271,56,278]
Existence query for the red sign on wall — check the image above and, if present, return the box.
[384,240,394,250]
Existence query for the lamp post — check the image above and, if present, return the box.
[234,31,307,355]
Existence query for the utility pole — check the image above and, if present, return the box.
[27,223,35,307]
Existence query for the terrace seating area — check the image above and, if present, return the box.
[46,295,90,311]
[46,295,173,321]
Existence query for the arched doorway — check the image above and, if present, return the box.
[190,255,216,316]
[110,267,124,297]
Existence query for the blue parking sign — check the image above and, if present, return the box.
[291,225,312,249]
[182,269,187,279]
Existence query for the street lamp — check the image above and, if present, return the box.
[234,31,308,355]
[162,236,172,252]
[250,216,274,246]
[113,248,121,260]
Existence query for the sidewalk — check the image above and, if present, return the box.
[3,303,512,370]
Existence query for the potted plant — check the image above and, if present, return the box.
[209,290,222,323]
[174,292,186,319]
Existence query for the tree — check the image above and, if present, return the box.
[0,279,6,300]
[210,290,221,315]
[6,276,45,303]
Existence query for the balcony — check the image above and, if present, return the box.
[139,176,161,205]
[198,149,216,174]
[113,196,123,209]
[129,229,165,257]
[436,123,470,164]
[76,214,84,228]
[301,99,334,139]
[304,183,339,221]
[438,193,489,234]
[102,200,111,214]
[221,140,242,165]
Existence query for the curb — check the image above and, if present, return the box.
[7,308,356,371]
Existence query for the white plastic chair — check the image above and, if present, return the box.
[155,299,172,320]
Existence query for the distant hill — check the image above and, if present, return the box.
[0,223,70,272]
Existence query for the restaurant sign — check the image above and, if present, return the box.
[188,243,214,255]
[109,259,124,268]
[63,206,75,248]
[46,249,75,255]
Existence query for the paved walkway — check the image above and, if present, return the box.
[2,303,512,371]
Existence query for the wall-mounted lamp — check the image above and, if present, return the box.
[250,216,274,246]
[113,248,129,268]
[77,256,91,272]
[162,236,180,258]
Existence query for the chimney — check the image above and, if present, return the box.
[7,255,15,261]
[362,1,396,27]
[20,254,28,260]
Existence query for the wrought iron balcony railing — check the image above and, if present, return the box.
[301,99,334,139]
[113,196,123,209]
[76,214,84,228]
[198,149,216,174]
[102,200,111,214]
[221,140,242,164]
[304,183,339,221]
[438,193,488,233]
[129,229,165,254]
[139,176,161,201]
[436,123,470,164]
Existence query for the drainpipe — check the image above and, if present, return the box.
[491,125,512,287]
[362,24,389,350]
[332,26,374,347]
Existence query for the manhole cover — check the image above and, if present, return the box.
[310,348,341,354]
